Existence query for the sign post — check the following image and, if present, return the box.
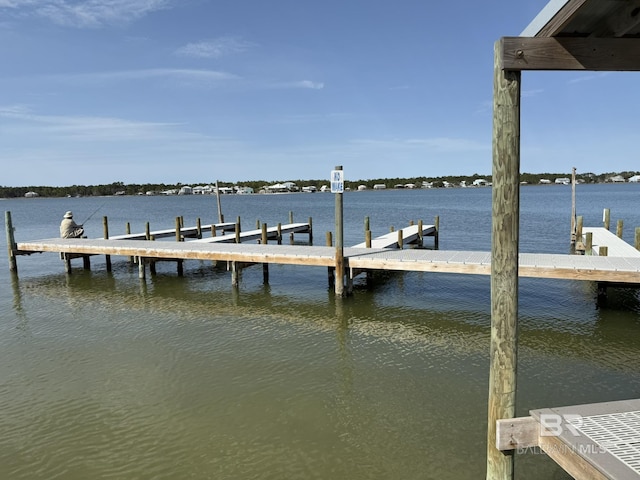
[332,166,345,296]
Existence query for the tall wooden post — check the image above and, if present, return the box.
[326,231,334,287]
[102,216,112,272]
[5,211,17,273]
[603,208,610,230]
[616,219,623,238]
[487,40,520,480]
[289,211,295,245]
[334,166,345,296]
[215,180,224,223]
[434,216,440,249]
[571,167,577,245]
[635,227,640,251]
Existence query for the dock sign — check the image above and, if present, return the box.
[330,169,344,193]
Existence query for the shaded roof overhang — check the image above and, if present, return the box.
[500,0,640,71]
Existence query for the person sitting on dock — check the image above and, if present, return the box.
[60,211,84,238]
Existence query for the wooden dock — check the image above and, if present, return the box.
[351,223,437,248]
[9,238,640,284]
[497,398,640,479]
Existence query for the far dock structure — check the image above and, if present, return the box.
[489,1,640,479]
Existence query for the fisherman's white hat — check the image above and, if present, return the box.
[64,211,73,218]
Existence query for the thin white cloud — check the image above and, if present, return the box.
[521,88,544,98]
[351,137,488,153]
[44,68,240,87]
[175,37,254,59]
[567,72,610,84]
[0,0,172,28]
[269,80,325,90]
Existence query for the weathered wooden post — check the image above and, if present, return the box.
[196,217,202,239]
[585,232,593,255]
[616,219,623,238]
[397,229,403,249]
[261,223,269,283]
[487,39,520,480]
[126,222,134,263]
[215,180,224,223]
[599,246,608,256]
[603,208,610,230]
[289,211,295,245]
[5,211,17,273]
[308,217,313,245]
[103,216,112,272]
[235,216,241,244]
[418,219,424,247]
[434,216,440,250]
[635,227,640,251]
[365,230,372,248]
[570,167,577,245]
[326,231,334,287]
[333,166,345,296]
[277,223,282,245]
[175,217,183,276]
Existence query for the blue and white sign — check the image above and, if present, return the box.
[330,169,344,193]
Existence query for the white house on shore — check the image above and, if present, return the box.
[628,175,640,183]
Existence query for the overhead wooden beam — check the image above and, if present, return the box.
[501,37,640,71]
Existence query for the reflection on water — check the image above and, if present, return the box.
[2,186,640,478]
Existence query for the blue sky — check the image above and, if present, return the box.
[1,0,638,187]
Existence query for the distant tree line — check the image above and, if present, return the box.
[2,171,639,198]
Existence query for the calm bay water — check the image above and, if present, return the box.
[1,184,640,479]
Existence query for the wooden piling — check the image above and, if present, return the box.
[326,231,334,287]
[261,222,269,283]
[434,216,440,250]
[126,222,134,263]
[277,223,282,245]
[138,257,146,279]
[365,230,372,248]
[487,39,520,480]
[235,217,241,244]
[616,219,623,238]
[636,227,640,251]
[585,232,593,255]
[308,217,313,245]
[175,217,184,276]
[599,246,609,256]
[215,180,224,223]
[603,208,610,230]
[418,220,424,247]
[102,216,112,272]
[334,166,345,296]
[196,217,202,239]
[289,211,295,245]
[571,166,576,245]
[5,211,17,272]
[397,230,403,249]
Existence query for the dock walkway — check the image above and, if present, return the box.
[497,398,640,479]
[351,224,436,248]
[581,227,640,258]
[108,222,236,241]
[11,238,640,284]
[190,222,311,244]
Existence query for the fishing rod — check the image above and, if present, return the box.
[80,203,106,225]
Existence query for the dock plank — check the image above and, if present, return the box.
[582,227,640,257]
[12,239,640,284]
[190,223,310,244]
[351,224,435,248]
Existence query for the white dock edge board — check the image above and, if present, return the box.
[189,223,310,244]
[582,227,640,258]
[108,223,236,240]
[351,224,435,248]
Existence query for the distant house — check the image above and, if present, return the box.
[373,184,386,190]
[266,182,298,193]
[24,191,39,198]
[472,179,489,187]
[178,186,193,195]
[555,177,570,185]
[628,175,640,183]
[302,186,317,193]
[539,179,552,184]
[405,183,416,189]
[422,181,433,188]
[357,185,367,191]
[606,175,625,183]
[235,186,254,194]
